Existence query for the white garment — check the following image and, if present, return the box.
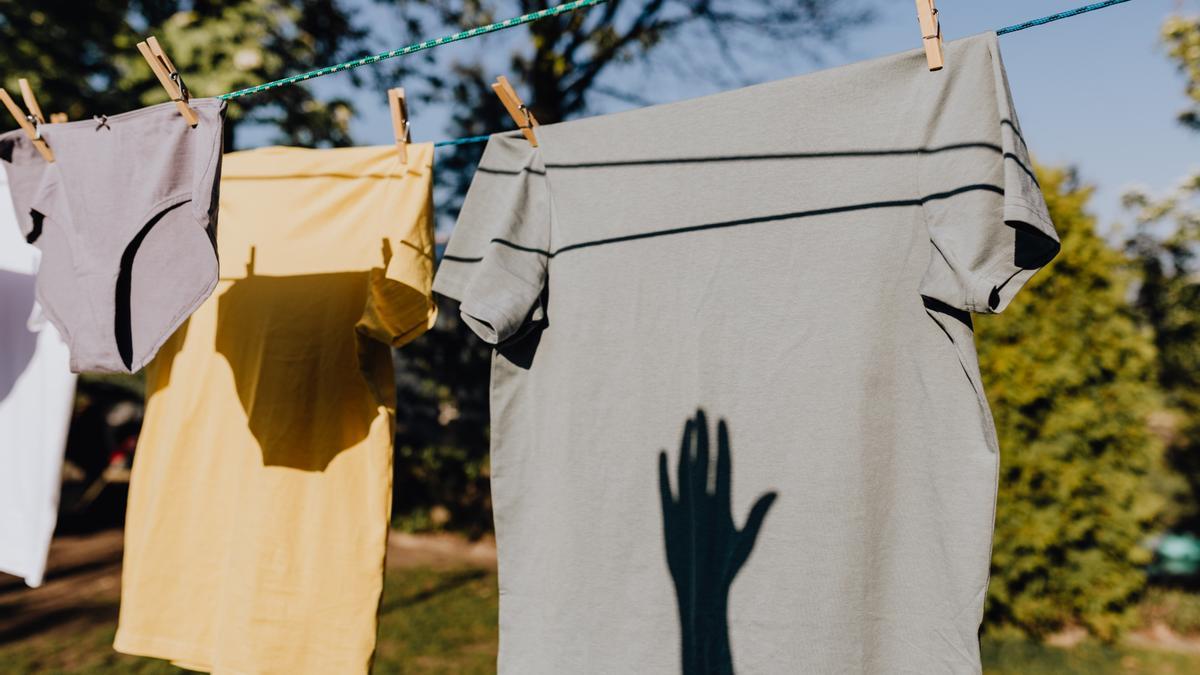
[0,170,76,588]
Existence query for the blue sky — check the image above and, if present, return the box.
[298,0,1195,232]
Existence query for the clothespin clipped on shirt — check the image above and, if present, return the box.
[388,87,411,164]
[0,84,53,162]
[136,36,199,126]
[915,0,944,71]
[491,76,538,147]
[18,79,46,125]
[49,113,68,124]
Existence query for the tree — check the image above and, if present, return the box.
[380,0,875,531]
[1116,14,1200,531]
[977,166,1164,640]
[1123,176,1200,529]
[1162,14,1200,133]
[0,0,369,149]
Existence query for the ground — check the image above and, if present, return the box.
[0,531,498,674]
[3,531,1200,674]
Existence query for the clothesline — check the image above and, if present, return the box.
[218,0,610,100]
[220,0,1138,147]
[996,0,1134,36]
[425,0,1140,148]
[434,134,493,148]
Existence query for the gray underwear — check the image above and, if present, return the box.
[0,98,225,373]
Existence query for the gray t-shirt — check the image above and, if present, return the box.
[434,33,1058,675]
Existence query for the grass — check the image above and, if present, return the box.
[0,567,498,675]
[373,567,498,674]
[5,565,1200,674]
[1140,587,1200,637]
[983,638,1200,675]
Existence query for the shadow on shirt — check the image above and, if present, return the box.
[212,246,423,472]
[0,269,40,402]
[659,410,777,675]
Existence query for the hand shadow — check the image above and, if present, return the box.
[659,410,777,675]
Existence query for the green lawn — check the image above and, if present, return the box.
[0,567,498,675]
[3,565,1200,674]
[983,638,1200,675]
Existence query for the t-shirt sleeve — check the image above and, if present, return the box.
[918,33,1060,314]
[357,147,439,348]
[432,133,550,345]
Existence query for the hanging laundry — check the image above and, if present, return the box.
[434,32,1059,674]
[114,143,437,675]
[0,148,77,588]
[3,99,226,374]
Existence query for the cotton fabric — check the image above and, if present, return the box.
[435,33,1059,674]
[0,129,50,234]
[0,167,76,588]
[115,144,437,674]
[10,99,226,374]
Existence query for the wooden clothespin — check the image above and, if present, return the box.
[0,85,53,162]
[491,76,538,147]
[136,36,199,126]
[916,0,944,71]
[388,88,411,164]
[19,80,66,125]
[18,79,46,125]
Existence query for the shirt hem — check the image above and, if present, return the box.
[0,557,43,588]
[113,632,220,673]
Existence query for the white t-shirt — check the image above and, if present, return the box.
[0,169,76,588]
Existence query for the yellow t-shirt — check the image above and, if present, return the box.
[115,144,437,674]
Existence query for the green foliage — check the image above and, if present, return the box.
[1163,14,1200,131]
[1116,13,1200,531]
[977,166,1165,640]
[1124,174,1200,528]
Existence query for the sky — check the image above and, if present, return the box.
[295,0,1197,233]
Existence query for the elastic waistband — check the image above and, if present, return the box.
[42,98,225,131]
